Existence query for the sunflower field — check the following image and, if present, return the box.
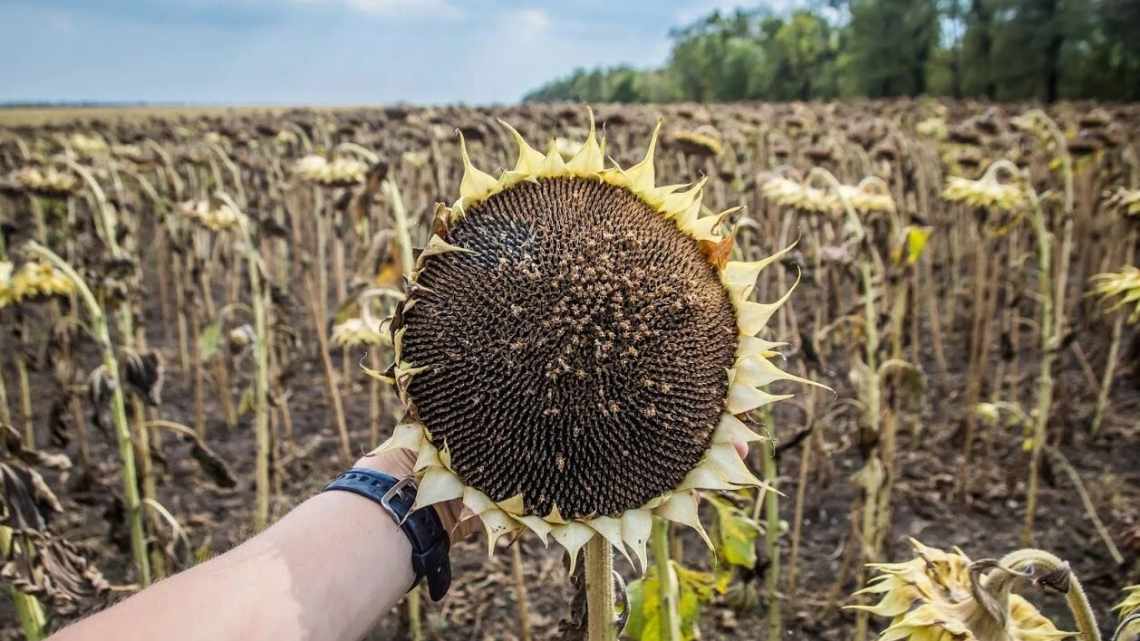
[0,100,1138,641]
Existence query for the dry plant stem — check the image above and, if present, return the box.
[585,535,616,641]
[511,542,534,641]
[1091,229,1136,435]
[132,394,166,580]
[189,307,207,437]
[304,274,352,465]
[0,366,12,437]
[25,241,151,586]
[998,548,1101,641]
[788,362,816,592]
[854,258,881,641]
[172,253,191,371]
[762,411,782,641]
[408,587,423,641]
[1023,190,1062,546]
[368,349,383,448]
[0,526,46,641]
[15,353,33,449]
[1044,446,1123,564]
[199,270,238,429]
[650,518,681,641]
[959,231,990,494]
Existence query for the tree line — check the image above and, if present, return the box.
[523,0,1140,104]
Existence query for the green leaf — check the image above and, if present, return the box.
[198,321,221,362]
[708,495,761,569]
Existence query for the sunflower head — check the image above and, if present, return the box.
[10,166,78,198]
[178,198,242,232]
[1090,266,1140,324]
[1115,585,1140,641]
[371,112,815,571]
[293,154,367,187]
[331,317,386,349]
[852,539,1072,641]
[942,175,1026,212]
[2,261,75,307]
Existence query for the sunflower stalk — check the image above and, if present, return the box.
[1090,230,1136,435]
[761,410,781,641]
[585,535,616,641]
[24,241,151,586]
[999,548,1101,641]
[219,193,272,531]
[0,526,47,641]
[650,518,682,641]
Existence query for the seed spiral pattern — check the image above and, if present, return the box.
[401,176,738,518]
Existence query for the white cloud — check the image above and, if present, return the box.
[293,0,461,19]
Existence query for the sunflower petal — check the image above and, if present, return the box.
[551,523,596,575]
[656,492,713,550]
[412,467,464,511]
[621,509,653,573]
[727,383,793,414]
[458,133,499,202]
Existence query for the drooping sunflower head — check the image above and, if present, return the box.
[373,112,814,571]
[852,539,1072,641]
[1115,585,1140,641]
[1090,266,1140,324]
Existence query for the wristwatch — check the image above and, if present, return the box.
[323,468,452,601]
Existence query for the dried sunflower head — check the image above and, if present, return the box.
[1115,585,1140,641]
[3,261,75,306]
[761,175,834,215]
[10,166,78,198]
[293,154,367,187]
[852,539,1072,641]
[178,199,242,232]
[373,113,815,571]
[1090,266,1140,324]
[942,175,1026,212]
[331,317,386,348]
[1104,188,1140,219]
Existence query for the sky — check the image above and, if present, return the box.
[0,0,805,106]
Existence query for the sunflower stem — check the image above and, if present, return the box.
[585,534,616,641]
[24,241,151,586]
[0,526,47,641]
[998,549,1101,641]
[651,518,682,641]
[762,410,782,641]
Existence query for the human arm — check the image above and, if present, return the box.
[51,450,434,641]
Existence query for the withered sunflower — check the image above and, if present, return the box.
[371,113,813,571]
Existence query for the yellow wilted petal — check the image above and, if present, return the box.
[677,463,740,491]
[515,515,552,545]
[726,382,793,414]
[735,354,828,392]
[542,140,567,176]
[412,467,464,511]
[736,273,800,335]
[458,133,499,202]
[656,491,713,550]
[374,422,424,453]
[623,120,662,194]
[462,486,496,515]
[684,206,739,241]
[566,107,604,175]
[420,234,477,260]
[705,443,765,487]
[659,177,707,218]
[498,493,526,515]
[413,443,441,471]
[712,413,765,444]
[589,516,632,567]
[737,335,787,359]
[722,244,796,299]
[621,509,653,573]
[498,119,545,175]
[545,503,567,524]
[551,523,595,575]
[479,508,518,557]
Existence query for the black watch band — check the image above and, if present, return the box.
[323,468,452,601]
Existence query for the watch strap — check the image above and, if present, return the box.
[323,468,452,601]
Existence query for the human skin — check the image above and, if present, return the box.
[50,443,746,641]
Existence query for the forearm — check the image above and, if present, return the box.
[52,471,414,641]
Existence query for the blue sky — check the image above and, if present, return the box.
[0,0,804,105]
